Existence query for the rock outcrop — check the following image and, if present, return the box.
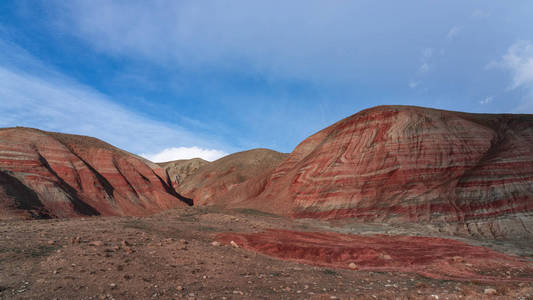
[226,106,533,238]
[176,149,287,206]
[0,127,190,219]
[158,158,209,191]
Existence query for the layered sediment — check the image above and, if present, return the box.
[227,106,533,238]
[0,127,189,219]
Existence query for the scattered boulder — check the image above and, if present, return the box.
[89,241,104,247]
[484,288,497,295]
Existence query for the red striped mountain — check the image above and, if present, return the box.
[176,149,287,206]
[223,106,533,238]
[0,127,190,219]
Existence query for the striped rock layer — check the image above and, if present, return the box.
[158,158,209,191]
[176,149,287,206]
[229,106,533,238]
[0,127,189,219]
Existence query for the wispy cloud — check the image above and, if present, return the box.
[45,1,477,88]
[408,80,420,89]
[489,40,533,112]
[0,39,228,156]
[418,63,430,73]
[141,147,227,162]
[497,41,533,90]
[419,48,433,73]
[446,26,461,40]
[480,96,493,105]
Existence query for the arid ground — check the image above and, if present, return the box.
[1,207,533,299]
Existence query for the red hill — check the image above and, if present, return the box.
[225,106,533,238]
[176,149,287,206]
[0,127,189,219]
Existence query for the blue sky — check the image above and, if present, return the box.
[1,1,532,162]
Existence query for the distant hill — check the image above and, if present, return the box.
[175,149,287,206]
[158,158,209,191]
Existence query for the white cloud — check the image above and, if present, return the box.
[45,1,476,87]
[0,40,227,156]
[415,48,433,74]
[419,63,430,73]
[498,41,533,90]
[408,80,420,89]
[446,26,461,40]
[489,40,533,112]
[480,96,493,105]
[141,147,227,162]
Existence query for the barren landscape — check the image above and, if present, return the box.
[2,106,533,299]
[2,207,533,299]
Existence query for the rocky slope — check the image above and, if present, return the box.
[0,127,190,219]
[176,149,287,206]
[158,158,209,191]
[226,106,533,238]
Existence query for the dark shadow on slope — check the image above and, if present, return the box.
[46,137,116,199]
[37,154,100,216]
[154,171,194,206]
[0,170,52,219]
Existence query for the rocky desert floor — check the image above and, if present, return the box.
[1,207,533,299]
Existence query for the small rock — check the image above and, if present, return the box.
[177,285,183,291]
[452,256,464,263]
[180,239,188,244]
[348,262,358,270]
[109,283,117,289]
[484,288,497,295]
[47,240,55,245]
[121,240,130,247]
[211,241,221,247]
[89,241,104,247]
[230,241,239,248]
[382,254,392,260]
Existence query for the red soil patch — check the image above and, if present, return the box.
[217,229,533,282]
